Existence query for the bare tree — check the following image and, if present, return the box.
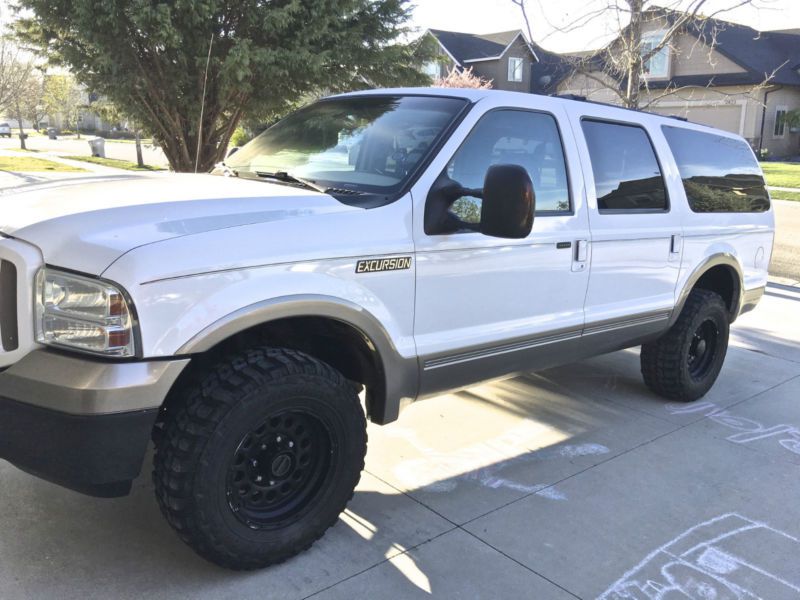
[433,66,493,90]
[0,38,36,148]
[515,0,774,109]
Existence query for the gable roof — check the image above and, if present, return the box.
[427,29,537,66]
[535,8,800,92]
[675,11,800,87]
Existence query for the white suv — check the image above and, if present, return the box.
[0,123,12,138]
[0,88,773,569]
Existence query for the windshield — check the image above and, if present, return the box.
[226,95,468,196]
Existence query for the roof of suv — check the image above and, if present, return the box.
[332,87,732,135]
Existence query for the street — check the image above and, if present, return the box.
[0,133,169,168]
[773,200,800,283]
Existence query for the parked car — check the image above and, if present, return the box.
[0,123,11,138]
[0,88,774,570]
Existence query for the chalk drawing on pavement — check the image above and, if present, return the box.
[598,513,800,599]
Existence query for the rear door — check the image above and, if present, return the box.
[567,106,683,336]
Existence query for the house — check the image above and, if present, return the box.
[423,29,539,92]
[541,8,800,158]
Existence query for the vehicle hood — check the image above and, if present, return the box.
[0,174,357,275]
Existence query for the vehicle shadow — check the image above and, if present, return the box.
[2,329,799,599]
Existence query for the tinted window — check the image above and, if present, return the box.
[446,110,570,224]
[662,126,770,213]
[581,120,667,211]
[226,95,467,197]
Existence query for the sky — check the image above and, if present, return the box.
[409,0,800,52]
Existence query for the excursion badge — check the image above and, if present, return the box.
[355,256,412,273]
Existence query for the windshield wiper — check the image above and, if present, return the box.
[255,171,328,194]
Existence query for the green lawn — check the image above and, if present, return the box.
[60,155,166,171]
[0,155,87,172]
[770,189,800,202]
[761,162,800,189]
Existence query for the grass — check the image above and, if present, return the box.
[760,162,800,189]
[770,189,800,202]
[0,155,87,172]
[59,155,166,171]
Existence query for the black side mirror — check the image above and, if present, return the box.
[480,164,535,239]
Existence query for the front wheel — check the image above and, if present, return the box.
[641,289,730,402]
[153,347,367,570]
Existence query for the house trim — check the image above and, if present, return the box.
[773,105,788,138]
[423,29,463,67]
[461,31,539,64]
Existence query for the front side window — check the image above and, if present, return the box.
[445,109,571,225]
[581,119,667,211]
[774,107,787,137]
[662,125,769,213]
[641,32,670,78]
[226,95,468,198]
[508,57,524,82]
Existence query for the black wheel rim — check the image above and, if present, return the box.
[687,319,719,380]
[226,409,332,530]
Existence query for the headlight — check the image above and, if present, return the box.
[34,268,137,357]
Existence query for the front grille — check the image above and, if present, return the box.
[0,259,19,351]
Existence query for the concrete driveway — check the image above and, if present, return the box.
[1,283,799,599]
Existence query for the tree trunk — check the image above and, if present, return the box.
[15,105,26,151]
[134,124,144,167]
[625,0,644,109]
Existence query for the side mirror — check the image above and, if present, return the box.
[226,146,240,159]
[479,164,535,239]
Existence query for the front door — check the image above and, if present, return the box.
[411,99,591,397]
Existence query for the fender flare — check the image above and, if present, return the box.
[671,253,744,325]
[176,294,418,424]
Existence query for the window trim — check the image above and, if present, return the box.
[507,57,524,82]
[437,106,575,224]
[640,30,671,80]
[579,116,671,214]
[774,105,788,139]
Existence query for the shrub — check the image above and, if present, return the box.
[231,126,251,147]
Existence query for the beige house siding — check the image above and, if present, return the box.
[669,32,746,77]
[558,71,622,103]
[470,37,534,93]
[554,16,800,158]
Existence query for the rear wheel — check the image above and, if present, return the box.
[153,347,367,570]
[641,289,729,401]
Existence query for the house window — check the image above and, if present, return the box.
[774,106,788,138]
[641,32,670,78]
[508,57,523,82]
[423,61,440,79]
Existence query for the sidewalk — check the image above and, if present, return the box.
[0,148,162,191]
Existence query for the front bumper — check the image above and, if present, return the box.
[0,350,189,497]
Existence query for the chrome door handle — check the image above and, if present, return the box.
[572,239,588,272]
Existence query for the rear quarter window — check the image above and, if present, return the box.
[661,126,770,213]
